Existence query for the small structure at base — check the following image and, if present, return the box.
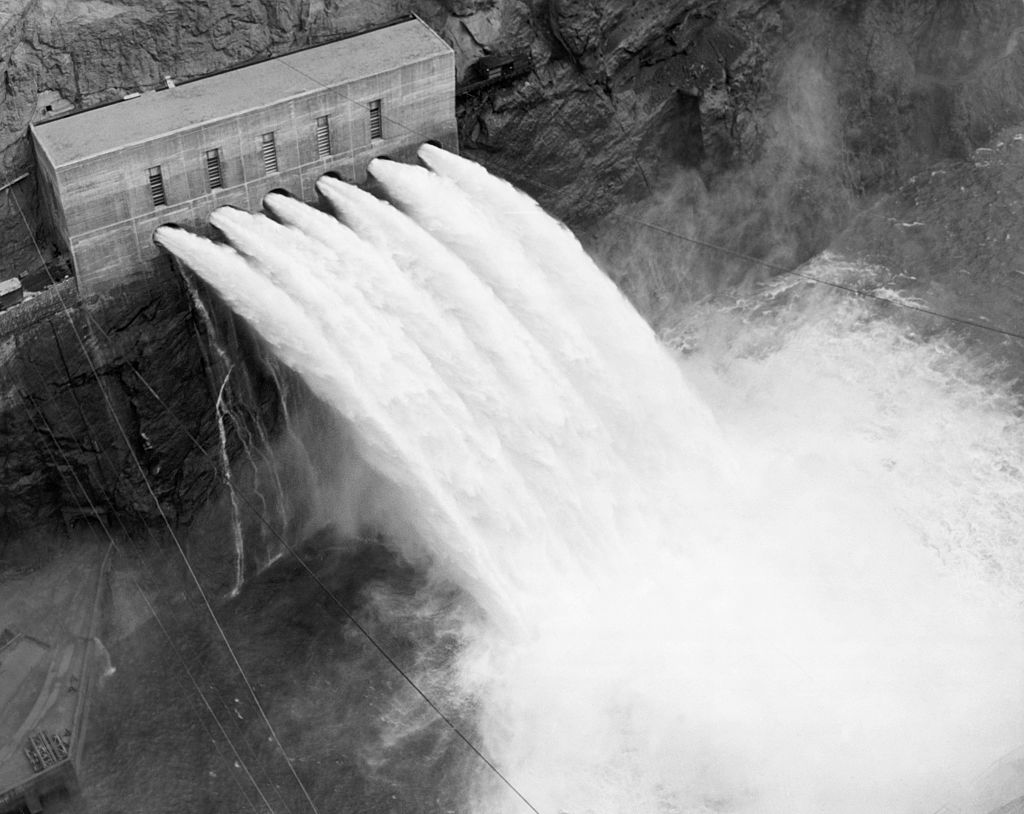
[0,279,23,311]
[0,551,108,814]
[0,633,96,814]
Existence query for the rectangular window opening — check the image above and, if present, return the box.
[205,148,223,190]
[368,99,383,140]
[261,132,278,174]
[148,166,166,207]
[315,115,331,158]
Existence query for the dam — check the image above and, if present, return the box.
[29,15,456,298]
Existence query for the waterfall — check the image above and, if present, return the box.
[154,147,1024,814]
[183,274,247,595]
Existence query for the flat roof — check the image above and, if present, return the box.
[32,17,451,167]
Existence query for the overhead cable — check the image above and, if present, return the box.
[10,191,324,814]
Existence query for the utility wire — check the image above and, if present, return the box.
[19,337,282,814]
[88,269,543,814]
[19,392,276,814]
[480,153,1024,343]
[10,190,324,814]
[16,168,538,811]
[127,547,286,814]
[614,215,1024,343]
[278,55,1024,346]
[0,172,29,193]
[277,56,450,149]
[275,54,1024,344]
[17,180,533,813]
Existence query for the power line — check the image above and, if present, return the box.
[88,264,543,814]
[480,154,1024,343]
[13,184,537,812]
[19,391,277,814]
[10,190,324,814]
[127,546,287,814]
[276,56,446,148]
[0,172,29,193]
[18,318,281,814]
[274,54,1024,344]
[614,215,1024,343]
[42,237,538,808]
[71,62,1024,809]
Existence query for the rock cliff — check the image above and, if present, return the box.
[1,0,1023,532]
[0,273,284,533]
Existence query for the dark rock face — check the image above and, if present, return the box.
[0,275,244,534]
[456,0,1024,214]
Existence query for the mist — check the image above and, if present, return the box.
[151,145,1024,814]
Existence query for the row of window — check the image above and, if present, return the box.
[147,101,385,207]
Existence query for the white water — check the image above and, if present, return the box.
[154,147,1024,814]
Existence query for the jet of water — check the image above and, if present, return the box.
[154,149,1024,814]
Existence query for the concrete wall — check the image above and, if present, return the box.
[43,53,455,296]
[34,144,67,256]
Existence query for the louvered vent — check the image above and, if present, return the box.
[369,99,383,140]
[315,116,331,158]
[261,132,278,174]
[206,148,223,190]
[148,166,166,206]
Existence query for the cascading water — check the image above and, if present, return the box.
[185,270,297,586]
[154,146,1024,814]
[183,273,247,595]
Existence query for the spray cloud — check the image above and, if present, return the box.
[155,149,1024,814]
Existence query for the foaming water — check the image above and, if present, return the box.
[155,148,1024,814]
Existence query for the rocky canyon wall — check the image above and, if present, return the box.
[0,272,286,534]
[1,0,1023,532]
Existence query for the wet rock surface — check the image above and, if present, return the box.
[0,274,276,535]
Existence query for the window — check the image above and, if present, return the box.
[261,132,278,174]
[205,148,223,190]
[315,115,331,158]
[368,99,383,140]
[148,166,166,206]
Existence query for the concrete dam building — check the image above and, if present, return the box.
[30,16,456,296]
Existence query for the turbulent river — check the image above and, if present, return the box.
[129,146,1024,814]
